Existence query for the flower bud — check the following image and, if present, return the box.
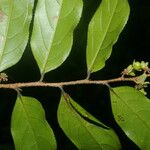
[133,61,141,71]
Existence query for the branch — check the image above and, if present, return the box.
[0,74,150,90]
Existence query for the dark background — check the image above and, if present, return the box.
[0,0,150,149]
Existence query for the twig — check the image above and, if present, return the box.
[0,74,149,90]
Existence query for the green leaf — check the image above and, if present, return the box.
[11,96,57,150]
[0,0,34,72]
[86,0,130,73]
[58,94,121,150]
[31,0,83,76]
[110,86,150,149]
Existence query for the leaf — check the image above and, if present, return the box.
[110,86,150,150]
[11,96,57,150]
[86,0,130,73]
[31,0,83,76]
[0,0,34,72]
[57,94,121,150]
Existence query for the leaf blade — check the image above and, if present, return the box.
[11,96,57,150]
[31,0,83,75]
[110,86,150,149]
[0,0,34,72]
[58,94,121,150]
[86,0,130,73]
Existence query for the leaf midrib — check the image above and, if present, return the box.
[88,0,118,72]
[113,90,150,132]
[0,0,13,66]
[62,95,111,149]
[41,0,63,74]
[20,97,39,150]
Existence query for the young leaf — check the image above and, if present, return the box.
[58,94,121,150]
[11,96,56,150]
[31,0,83,76]
[86,0,130,73]
[0,0,34,72]
[110,86,150,150]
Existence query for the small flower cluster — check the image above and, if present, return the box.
[122,61,150,95]
[135,73,149,95]
[0,73,8,82]
[122,60,149,77]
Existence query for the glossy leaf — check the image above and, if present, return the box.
[31,0,83,76]
[86,0,130,73]
[110,86,150,150]
[11,96,56,150]
[58,94,121,150]
[0,0,34,72]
